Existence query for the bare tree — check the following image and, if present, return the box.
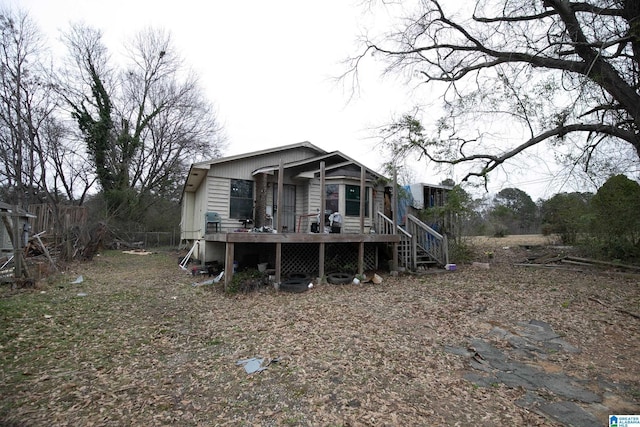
[59,25,224,219]
[348,0,640,187]
[0,7,50,207]
[0,7,94,219]
[121,28,224,204]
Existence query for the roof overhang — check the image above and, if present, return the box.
[183,165,209,193]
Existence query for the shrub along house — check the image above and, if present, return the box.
[180,142,447,288]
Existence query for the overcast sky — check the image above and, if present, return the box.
[14,0,569,200]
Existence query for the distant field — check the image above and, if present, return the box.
[469,234,559,247]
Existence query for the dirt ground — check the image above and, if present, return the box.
[0,235,638,426]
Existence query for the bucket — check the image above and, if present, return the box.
[257,263,268,272]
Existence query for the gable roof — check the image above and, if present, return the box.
[182,142,387,195]
[183,141,326,192]
[252,150,386,181]
[192,141,326,169]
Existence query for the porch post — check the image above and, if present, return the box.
[319,162,326,282]
[319,161,325,231]
[224,242,234,292]
[276,160,284,233]
[358,166,367,274]
[359,166,365,233]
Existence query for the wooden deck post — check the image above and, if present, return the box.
[319,242,325,281]
[275,242,282,284]
[319,161,326,281]
[359,166,366,275]
[360,166,366,233]
[224,242,234,292]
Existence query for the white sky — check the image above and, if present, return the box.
[14,0,571,200]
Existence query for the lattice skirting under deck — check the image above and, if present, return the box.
[232,242,379,276]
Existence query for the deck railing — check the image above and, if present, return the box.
[376,211,412,269]
[406,214,449,267]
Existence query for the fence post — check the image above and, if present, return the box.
[12,208,22,278]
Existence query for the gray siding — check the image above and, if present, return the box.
[208,147,320,180]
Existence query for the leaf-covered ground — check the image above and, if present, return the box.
[1,236,639,426]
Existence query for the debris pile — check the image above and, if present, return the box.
[516,253,640,274]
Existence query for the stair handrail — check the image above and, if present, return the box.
[375,211,410,236]
[406,214,449,266]
[376,211,413,269]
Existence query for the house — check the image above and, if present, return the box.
[180,142,408,287]
[407,182,453,210]
[180,142,452,288]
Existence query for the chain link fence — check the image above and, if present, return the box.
[119,230,179,249]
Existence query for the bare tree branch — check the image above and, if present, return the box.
[347,0,640,186]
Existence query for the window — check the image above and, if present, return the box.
[345,185,369,217]
[325,184,339,213]
[230,179,253,219]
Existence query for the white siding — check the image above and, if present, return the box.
[206,176,235,231]
[180,192,198,241]
[193,181,209,237]
[308,180,321,210]
[184,146,390,247]
[409,183,424,209]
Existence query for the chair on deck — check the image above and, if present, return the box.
[205,212,221,233]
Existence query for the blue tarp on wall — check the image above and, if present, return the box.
[396,185,415,226]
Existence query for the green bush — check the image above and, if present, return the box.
[227,269,265,294]
[449,239,475,264]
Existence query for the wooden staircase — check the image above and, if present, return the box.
[376,212,449,271]
[415,246,438,270]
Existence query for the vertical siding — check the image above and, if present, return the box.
[308,180,321,213]
[293,184,304,231]
[180,192,197,240]
[194,181,209,237]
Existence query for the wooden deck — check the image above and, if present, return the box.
[204,231,400,244]
[204,231,401,289]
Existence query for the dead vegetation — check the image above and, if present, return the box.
[0,236,638,426]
